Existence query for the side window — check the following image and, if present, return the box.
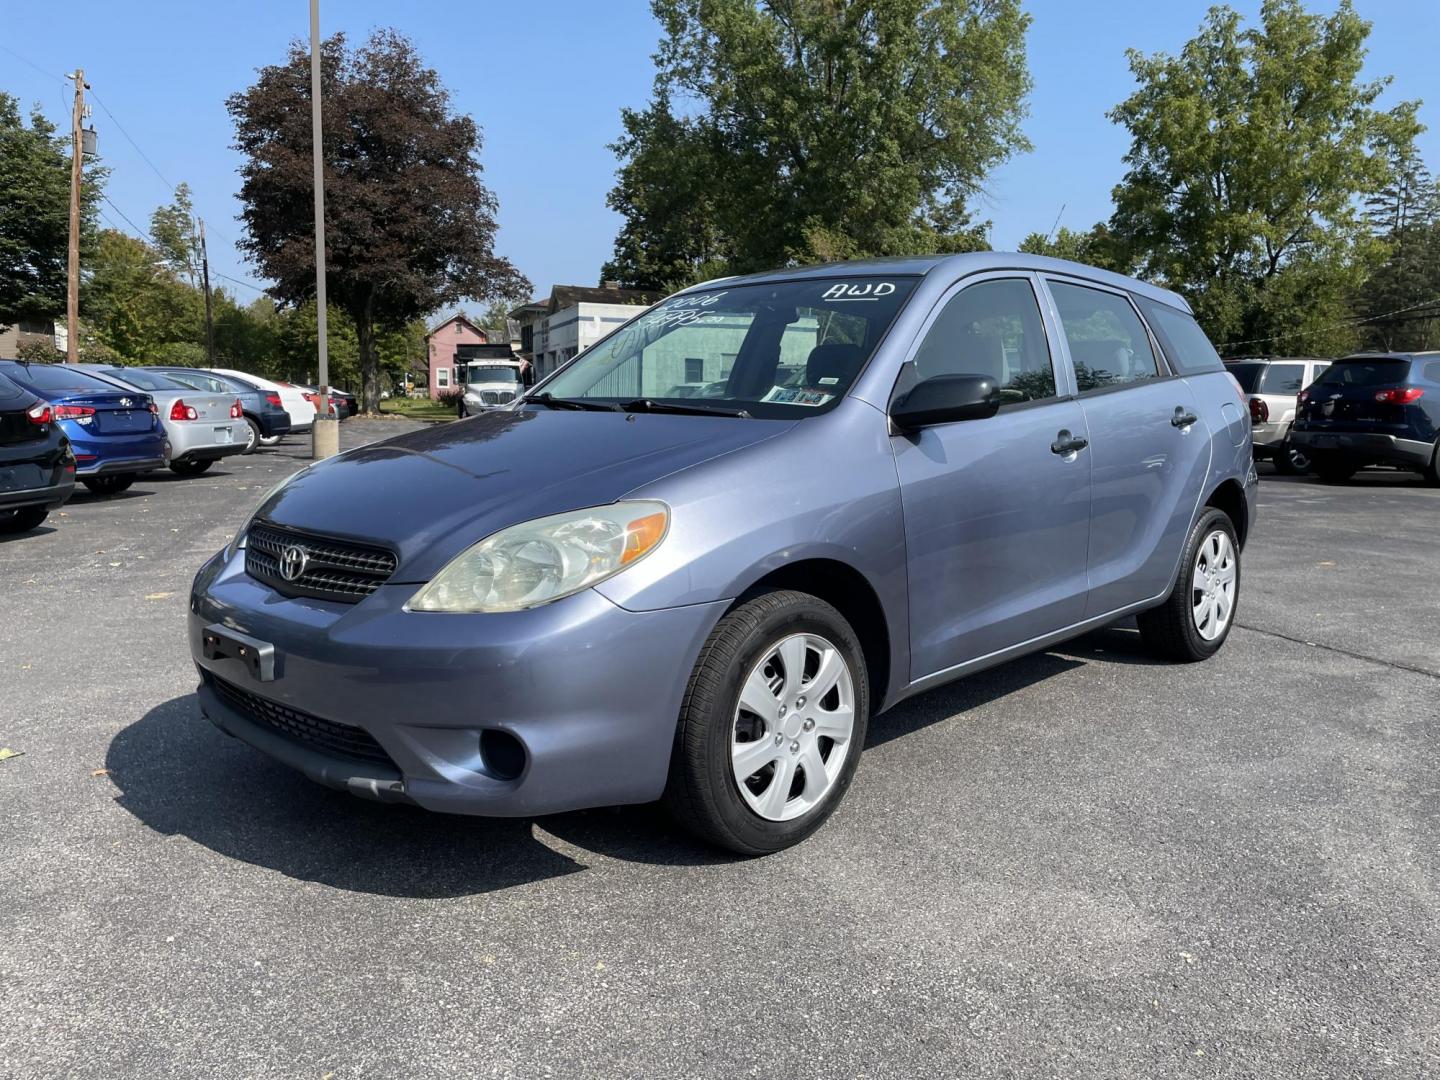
[1424,361,1440,385]
[1049,281,1161,392]
[1134,297,1225,374]
[1259,363,1305,395]
[1309,363,1330,386]
[911,278,1057,404]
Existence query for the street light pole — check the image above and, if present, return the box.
[309,0,338,458]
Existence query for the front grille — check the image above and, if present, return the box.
[245,521,397,603]
[479,390,516,406]
[207,672,398,768]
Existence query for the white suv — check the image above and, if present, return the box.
[1225,357,1330,474]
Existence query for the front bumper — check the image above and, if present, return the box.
[1289,429,1434,468]
[189,548,729,817]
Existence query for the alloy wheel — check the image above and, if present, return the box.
[731,632,855,822]
[1191,530,1237,641]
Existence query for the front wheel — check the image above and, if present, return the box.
[1424,440,1440,487]
[664,590,869,855]
[1137,508,1240,662]
[82,475,134,496]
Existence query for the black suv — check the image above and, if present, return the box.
[1290,352,1440,483]
[0,367,76,533]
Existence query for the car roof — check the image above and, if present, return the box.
[675,251,1192,312]
[1333,351,1440,362]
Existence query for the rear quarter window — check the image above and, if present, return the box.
[1135,298,1225,374]
[1424,361,1440,384]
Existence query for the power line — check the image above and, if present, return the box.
[0,43,66,86]
[87,87,177,197]
[99,193,155,244]
[213,271,267,295]
[1217,294,1440,351]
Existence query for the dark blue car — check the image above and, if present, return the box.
[0,361,167,495]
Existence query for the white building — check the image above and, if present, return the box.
[512,283,660,381]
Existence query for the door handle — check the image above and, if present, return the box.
[1171,407,1198,428]
[1051,430,1089,456]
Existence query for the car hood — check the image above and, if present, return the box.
[258,407,795,582]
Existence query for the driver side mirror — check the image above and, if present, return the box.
[890,373,1001,431]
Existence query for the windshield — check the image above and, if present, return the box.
[467,365,521,386]
[537,276,917,418]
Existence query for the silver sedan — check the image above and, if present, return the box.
[74,365,249,476]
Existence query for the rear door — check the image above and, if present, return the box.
[892,272,1091,678]
[1040,276,1211,617]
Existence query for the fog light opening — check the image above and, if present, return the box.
[479,729,526,781]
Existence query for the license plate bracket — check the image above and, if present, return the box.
[202,623,277,682]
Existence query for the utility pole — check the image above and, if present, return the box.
[309,0,337,457]
[199,219,215,365]
[65,69,88,364]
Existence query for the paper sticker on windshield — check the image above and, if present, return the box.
[762,387,833,407]
[820,282,897,302]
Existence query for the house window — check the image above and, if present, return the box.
[455,322,463,334]
[436,368,450,388]
[685,357,704,383]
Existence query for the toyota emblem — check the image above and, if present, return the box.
[278,544,308,582]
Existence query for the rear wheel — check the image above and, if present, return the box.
[258,433,282,447]
[1137,508,1240,662]
[242,417,261,454]
[1424,440,1440,487]
[1272,440,1309,475]
[81,475,133,496]
[169,458,214,476]
[0,506,49,534]
[664,590,869,855]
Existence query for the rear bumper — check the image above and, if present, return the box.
[1249,420,1290,454]
[251,411,291,438]
[170,419,250,463]
[77,455,166,478]
[1289,429,1433,468]
[0,476,75,511]
[188,547,729,817]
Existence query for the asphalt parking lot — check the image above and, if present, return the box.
[2,424,1437,1079]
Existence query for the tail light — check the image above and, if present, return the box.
[230,398,243,419]
[1374,387,1424,405]
[265,392,283,408]
[25,402,52,425]
[1248,396,1269,423]
[53,404,96,423]
[169,399,199,421]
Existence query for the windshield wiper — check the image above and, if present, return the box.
[618,398,752,419]
[525,392,622,412]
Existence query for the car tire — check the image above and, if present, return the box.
[1310,456,1358,483]
[1137,507,1240,663]
[1272,441,1309,475]
[1424,440,1440,487]
[258,434,282,447]
[0,506,49,534]
[169,458,214,476]
[242,417,261,454]
[81,475,134,496]
[663,589,869,855]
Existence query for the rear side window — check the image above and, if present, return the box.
[1316,359,1409,387]
[1048,281,1160,391]
[1226,362,1263,393]
[913,278,1058,404]
[1136,298,1225,374]
[1424,361,1440,384]
[2,363,114,393]
[1258,363,1306,395]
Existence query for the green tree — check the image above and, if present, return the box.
[603,0,1031,290]
[1357,153,1440,351]
[149,183,201,288]
[1018,223,1134,275]
[83,228,203,361]
[0,93,105,326]
[1107,0,1420,356]
[228,29,529,412]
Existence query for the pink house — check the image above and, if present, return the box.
[425,314,493,399]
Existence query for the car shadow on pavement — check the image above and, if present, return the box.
[866,624,1161,749]
[106,695,738,898]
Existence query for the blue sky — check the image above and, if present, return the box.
[4,0,1436,310]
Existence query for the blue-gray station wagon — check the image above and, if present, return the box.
[190,254,1257,853]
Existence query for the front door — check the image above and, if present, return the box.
[892,274,1092,680]
[1041,277,1212,616]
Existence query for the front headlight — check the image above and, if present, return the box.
[407,500,670,613]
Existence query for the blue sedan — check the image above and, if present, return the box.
[0,361,167,495]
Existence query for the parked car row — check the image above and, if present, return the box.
[1227,351,1440,484]
[0,360,354,535]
